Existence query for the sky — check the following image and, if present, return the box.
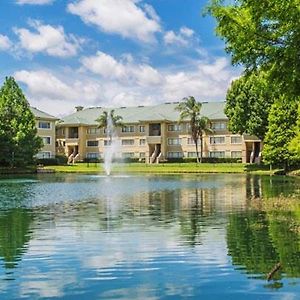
[0,0,240,117]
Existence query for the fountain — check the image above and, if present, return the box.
[103,111,120,176]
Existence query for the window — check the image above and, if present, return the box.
[168,152,183,158]
[122,139,134,146]
[231,136,242,144]
[231,151,242,158]
[139,125,145,133]
[122,125,135,133]
[38,121,51,129]
[187,152,197,158]
[139,139,146,146]
[86,152,100,159]
[37,151,51,159]
[209,151,225,158]
[42,137,51,145]
[104,140,111,146]
[168,124,181,131]
[210,136,225,144]
[87,140,99,147]
[122,152,135,158]
[168,138,181,145]
[139,152,145,158]
[87,127,100,134]
[211,122,226,130]
[187,138,201,145]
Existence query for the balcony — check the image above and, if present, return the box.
[146,136,162,144]
[65,138,79,145]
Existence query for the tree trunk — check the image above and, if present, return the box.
[200,134,203,163]
[195,139,199,163]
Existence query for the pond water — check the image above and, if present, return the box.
[0,173,299,299]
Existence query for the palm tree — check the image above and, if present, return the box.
[176,96,211,163]
[96,110,123,143]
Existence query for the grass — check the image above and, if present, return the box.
[44,162,280,175]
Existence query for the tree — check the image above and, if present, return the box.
[96,109,123,143]
[262,97,298,169]
[207,0,300,97]
[0,77,42,168]
[225,71,275,140]
[288,104,300,162]
[176,96,211,163]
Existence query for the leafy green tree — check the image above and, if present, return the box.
[96,109,123,143]
[176,96,211,163]
[225,71,275,140]
[289,104,300,161]
[0,77,42,167]
[262,97,298,169]
[207,0,300,96]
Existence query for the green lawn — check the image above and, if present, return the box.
[44,162,276,175]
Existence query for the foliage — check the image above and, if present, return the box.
[0,77,42,167]
[289,104,300,161]
[206,0,300,97]
[176,96,211,163]
[225,71,275,140]
[262,97,298,168]
[96,109,123,141]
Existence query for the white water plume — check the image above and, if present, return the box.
[103,111,121,176]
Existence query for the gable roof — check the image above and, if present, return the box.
[58,101,227,126]
[30,107,59,120]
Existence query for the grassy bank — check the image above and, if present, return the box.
[44,162,278,175]
[0,166,37,175]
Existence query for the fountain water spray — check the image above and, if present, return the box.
[103,111,120,176]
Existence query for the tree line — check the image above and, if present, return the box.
[0,77,42,168]
[207,0,300,169]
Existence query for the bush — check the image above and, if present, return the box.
[37,155,68,166]
[182,157,242,163]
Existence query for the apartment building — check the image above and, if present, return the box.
[56,102,261,163]
[30,107,58,159]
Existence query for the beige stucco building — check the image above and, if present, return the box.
[56,102,261,163]
[30,107,58,159]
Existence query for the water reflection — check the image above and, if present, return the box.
[0,173,298,299]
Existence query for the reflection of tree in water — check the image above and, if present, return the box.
[0,209,34,269]
[227,208,300,284]
[227,211,279,277]
[179,189,206,246]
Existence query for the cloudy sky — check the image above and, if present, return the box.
[0,0,240,116]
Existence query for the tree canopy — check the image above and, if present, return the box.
[207,0,300,96]
[0,77,42,168]
[225,71,275,140]
[176,96,211,163]
[262,97,298,168]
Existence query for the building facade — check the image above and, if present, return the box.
[30,107,58,159]
[56,102,262,163]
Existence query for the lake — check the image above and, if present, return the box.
[0,173,299,299]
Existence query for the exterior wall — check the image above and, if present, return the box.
[56,119,260,163]
[36,119,57,158]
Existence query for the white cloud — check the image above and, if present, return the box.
[0,34,12,50]
[164,27,195,47]
[16,0,54,4]
[81,51,163,86]
[67,0,161,43]
[180,26,194,37]
[14,53,239,116]
[14,20,83,57]
[81,51,126,79]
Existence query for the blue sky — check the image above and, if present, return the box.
[0,0,240,116]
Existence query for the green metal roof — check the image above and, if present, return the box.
[30,106,58,120]
[58,101,227,126]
